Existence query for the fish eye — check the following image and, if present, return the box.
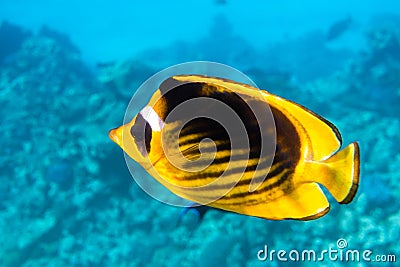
[130,114,152,156]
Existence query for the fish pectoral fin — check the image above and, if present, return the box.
[305,142,360,204]
[240,183,330,220]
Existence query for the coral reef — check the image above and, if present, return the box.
[0,21,31,65]
[0,14,399,267]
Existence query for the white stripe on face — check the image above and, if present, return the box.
[140,106,165,132]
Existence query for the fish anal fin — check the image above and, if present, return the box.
[239,183,330,220]
[304,142,360,204]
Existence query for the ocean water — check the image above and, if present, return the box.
[0,1,399,266]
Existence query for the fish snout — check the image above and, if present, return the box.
[109,127,123,146]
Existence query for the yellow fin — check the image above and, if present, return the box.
[234,183,330,220]
[265,93,342,161]
[304,142,360,204]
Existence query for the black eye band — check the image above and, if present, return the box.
[130,114,152,156]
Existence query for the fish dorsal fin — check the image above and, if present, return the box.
[264,93,342,161]
[237,183,330,220]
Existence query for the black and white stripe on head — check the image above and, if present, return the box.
[130,106,165,157]
[140,106,165,132]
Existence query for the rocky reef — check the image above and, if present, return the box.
[0,17,399,266]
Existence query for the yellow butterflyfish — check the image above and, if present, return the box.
[109,75,360,220]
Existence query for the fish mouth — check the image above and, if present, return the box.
[108,127,122,145]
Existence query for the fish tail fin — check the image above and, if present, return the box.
[306,142,360,204]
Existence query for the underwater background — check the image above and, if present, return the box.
[0,0,399,266]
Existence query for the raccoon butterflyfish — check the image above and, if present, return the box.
[109,75,360,220]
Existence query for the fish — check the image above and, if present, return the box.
[109,75,360,220]
[326,16,353,41]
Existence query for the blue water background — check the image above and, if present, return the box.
[0,1,399,266]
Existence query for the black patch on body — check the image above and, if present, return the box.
[218,107,302,201]
[270,107,301,172]
[158,77,301,188]
[159,78,264,164]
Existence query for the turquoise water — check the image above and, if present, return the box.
[0,1,399,266]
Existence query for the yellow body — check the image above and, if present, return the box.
[109,75,360,220]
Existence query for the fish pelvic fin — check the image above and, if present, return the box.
[305,142,360,204]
